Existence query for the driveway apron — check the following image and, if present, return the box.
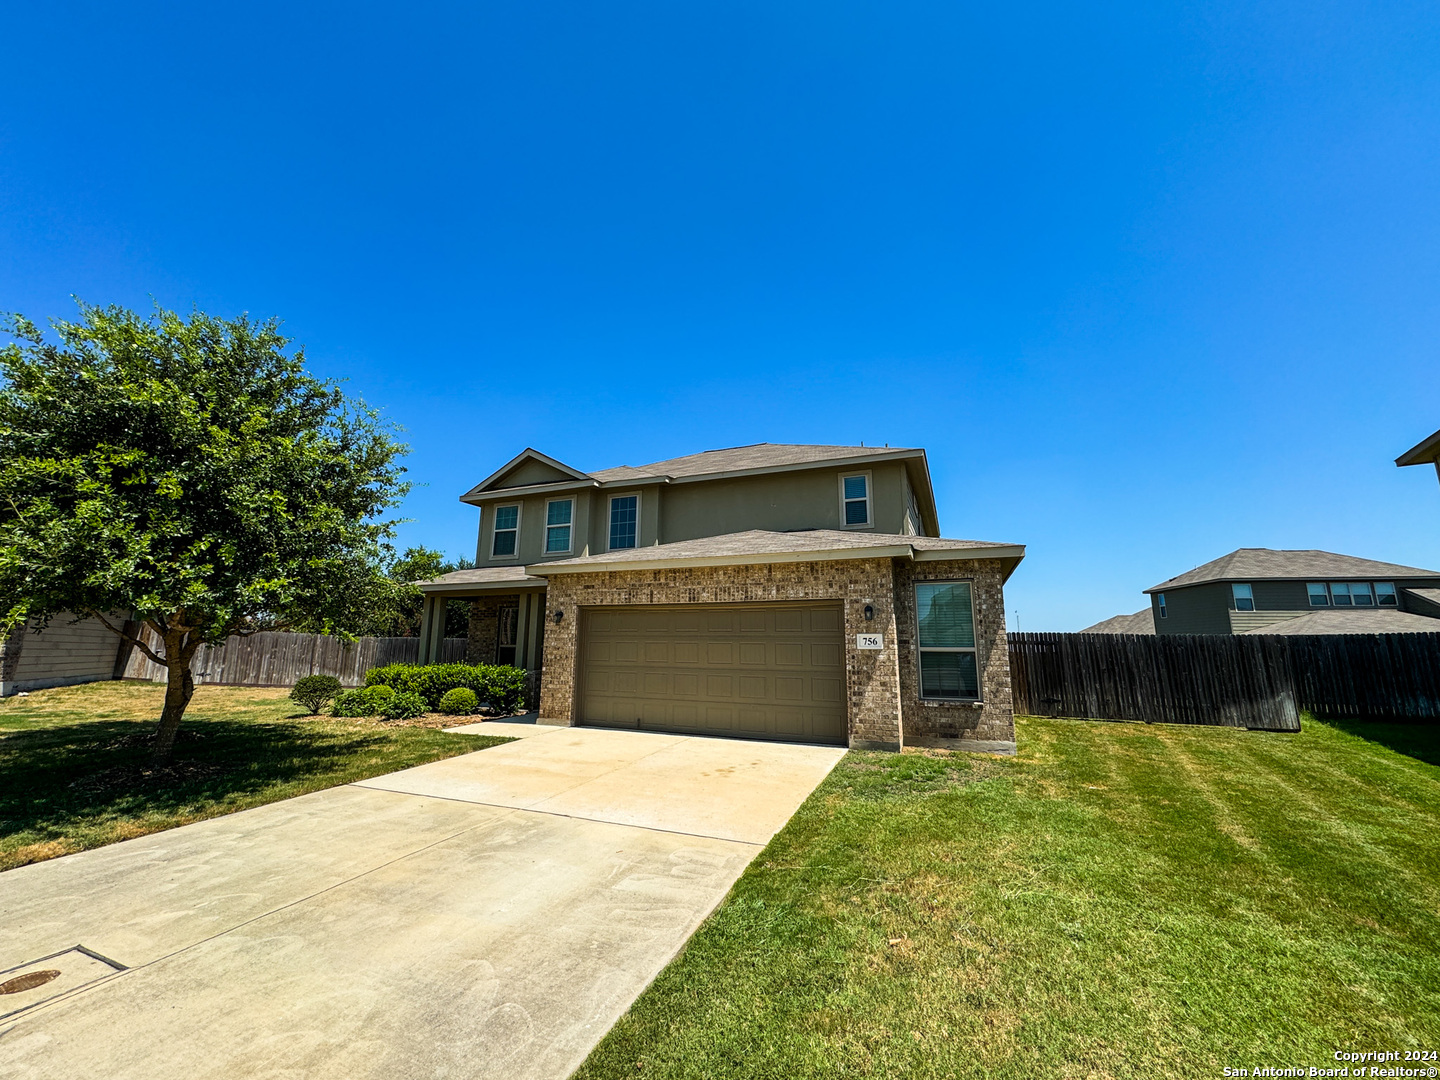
[0,722,845,1080]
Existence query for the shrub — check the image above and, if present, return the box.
[380,690,428,721]
[331,684,395,718]
[290,675,342,715]
[438,687,479,716]
[365,662,527,713]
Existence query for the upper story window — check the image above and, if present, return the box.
[841,473,871,528]
[1232,583,1255,611]
[491,504,520,558]
[545,499,573,554]
[916,581,978,700]
[1157,593,1167,619]
[1310,581,1396,607]
[609,494,638,550]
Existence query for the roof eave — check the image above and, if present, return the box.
[528,540,1023,577]
[460,448,593,501]
[460,479,599,506]
[1397,428,1440,467]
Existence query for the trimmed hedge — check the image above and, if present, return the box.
[439,687,479,716]
[364,662,526,713]
[290,675,342,715]
[380,691,428,721]
[331,684,395,718]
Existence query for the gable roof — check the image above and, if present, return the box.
[1146,548,1440,593]
[1397,427,1440,467]
[1237,608,1440,635]
[588,443,921,482]
[524,528,1024,580]
[461,448,592,502]
[1079,610,1156,634]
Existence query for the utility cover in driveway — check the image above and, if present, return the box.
[579,601,846,744]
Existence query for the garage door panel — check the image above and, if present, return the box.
[580,602,846,746]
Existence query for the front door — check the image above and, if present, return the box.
[496,606,518,666]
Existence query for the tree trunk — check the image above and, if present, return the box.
[150,629,197,766]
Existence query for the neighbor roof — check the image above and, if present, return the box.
[588,443,921,483]
[1396,427,1440,467]
[1079,610,1155,635]
[524,529,1024,580]
[1238,609,1440,635]
[1145,549,1440,593]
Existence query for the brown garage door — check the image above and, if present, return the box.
[578,602,846,745]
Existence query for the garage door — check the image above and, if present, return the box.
[578,602,846,745]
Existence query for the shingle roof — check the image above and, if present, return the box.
[1238,609,1440,635]
[1146,549,1440,593]
[1079,610,1156,634]
[526,529,1022,574]
[588,443,919,482]
[1396,427,1440,467]
[413,565,545,592]
[1406,587,1440,607]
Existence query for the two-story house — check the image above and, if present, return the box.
[416,443,1024,752]
[1139,548,1440,635]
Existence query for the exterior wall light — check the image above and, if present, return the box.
[863,604,875,621]
[553,609,564,624]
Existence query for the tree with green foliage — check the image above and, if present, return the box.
[0,303,409,764]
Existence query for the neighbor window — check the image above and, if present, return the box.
[491,504,519,558]
[545,499,573,554]
[1376,582,1398,606]
[1307,583,1330,607]
[1330,583,1353,607]
[609,494,638,550]
[1157,593,1167,619]
[915,582,978,700]
[1232,583,1254,611]
[841,474,871,527]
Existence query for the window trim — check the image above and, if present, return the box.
[839,471,874,530]
[543,497,574,556]
[489,503,522,560]
[1232,583,1255,612]
[1157,593,1167,619]
[607,492,641,552]
[1376,582,1398,607]
[1307,582,1330,607]
[914,578,981,703]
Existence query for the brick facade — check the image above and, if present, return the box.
[466,595,518,665]
[892,558,1015,746]
[537,556,1014,751]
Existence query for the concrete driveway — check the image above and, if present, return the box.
[0,720,845,1080]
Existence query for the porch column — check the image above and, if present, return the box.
[417,594,444,664]
[516,592,538,670]
[524,590,545,671]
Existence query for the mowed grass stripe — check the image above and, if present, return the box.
[575,717,1440,1080]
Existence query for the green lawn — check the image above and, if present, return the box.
[0,680,509,872]
[576,716,1440,1080]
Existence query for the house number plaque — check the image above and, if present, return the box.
[855,634,884,650]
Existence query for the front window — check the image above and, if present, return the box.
[1376,582,1398,606]
[1330,583,1352,607]
[1232,583,1254,612]
[545,499,573,554]
[609,495,638,550]
[1307,583,1329,607]
[491,504,519,558]
[1349,582,1374,607]
[841,474,871,527]
[1157,593,1167,619]
[916,581,978,699]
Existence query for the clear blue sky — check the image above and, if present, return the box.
[3,2,1438,630]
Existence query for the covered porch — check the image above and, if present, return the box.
[415,566,549,671]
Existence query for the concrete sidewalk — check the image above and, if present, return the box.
[0,722,845,1080]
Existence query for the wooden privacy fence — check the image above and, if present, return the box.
[1009,632,1440,730]
[124,629,468,688]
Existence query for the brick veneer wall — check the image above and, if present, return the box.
[466,595,520,665]
[892,558,1014,744]
[537,559,905,750]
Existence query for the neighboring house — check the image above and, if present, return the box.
[1141,549,1440,635]
[1079,610,1155,635]
[0,613,131,697]
[416,443,1024,751]
[1397,427,1440,490]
